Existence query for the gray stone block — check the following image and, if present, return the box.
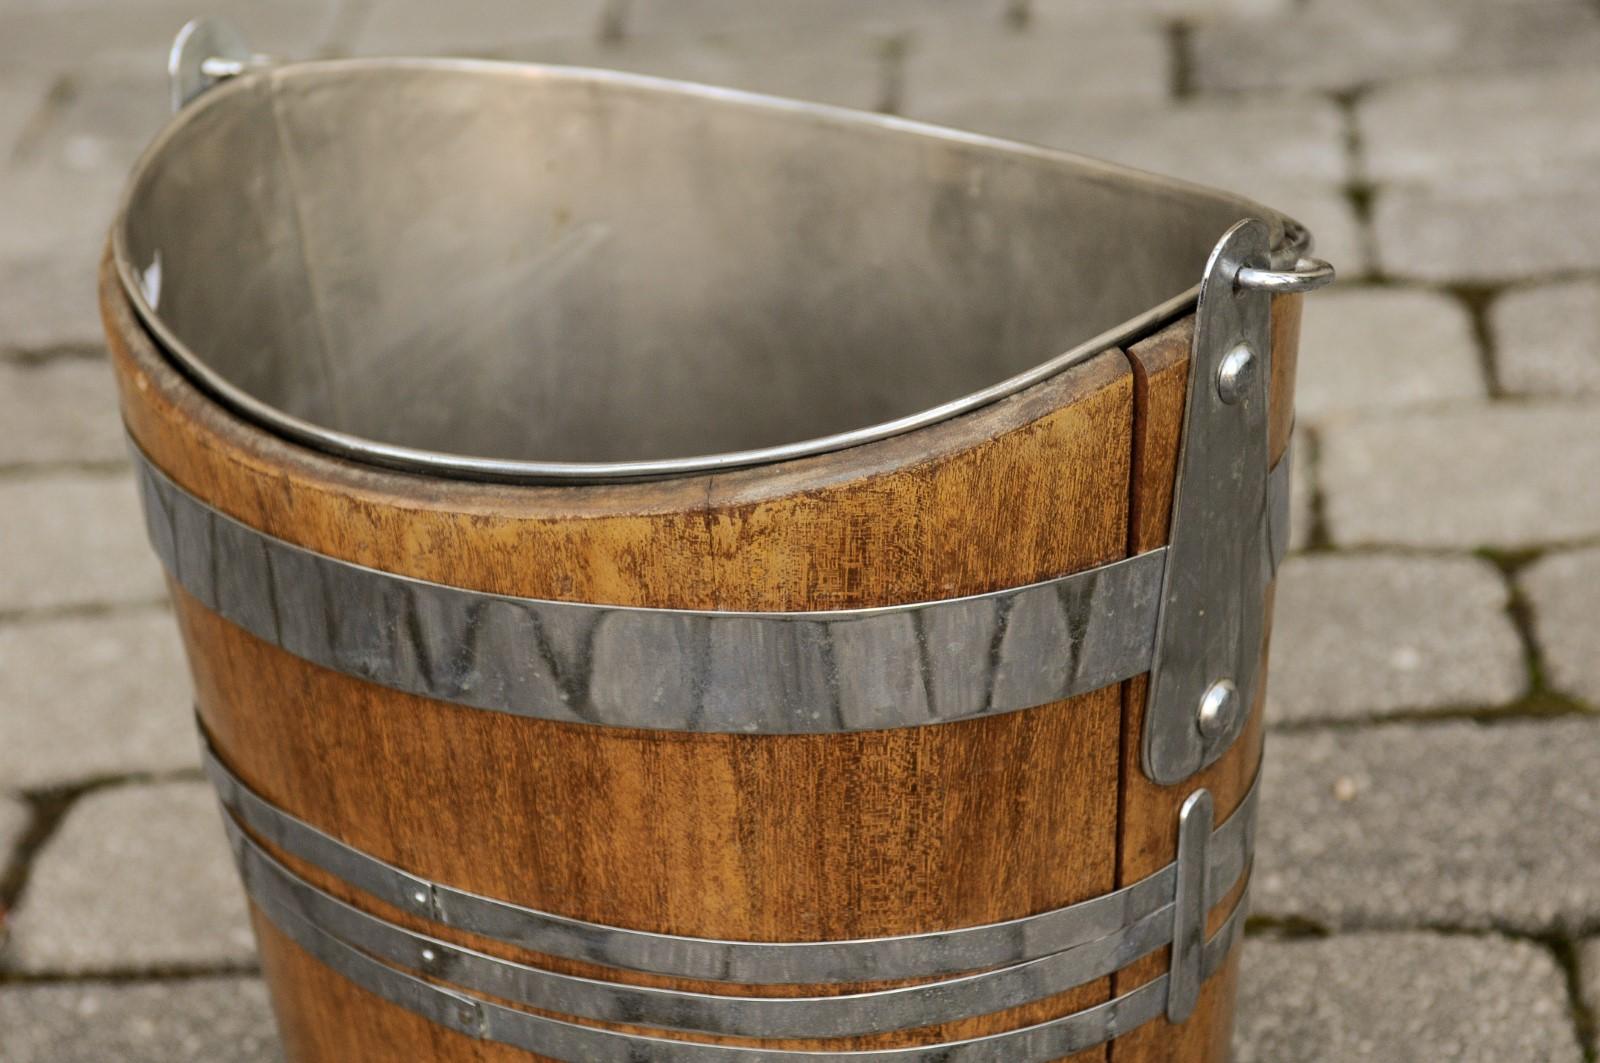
[1361,69,1600,192]
[0,2,340,74]
[1519,547,1600,708]
[0,472,165,612]
[1320,404,1600,548]
[347,0,607,54]
[0,253,107,355]
[1253,719,1600,934]
[901,20,1169,116]
[1492,280,1600,398]
[0,71,49,159]
[1359,70,1600,282]
[3,781,254,973]
[0,977,280,1063]
[1287,427,1312,553]
[0,795,28,868]
[621,0,1008,38]
[0,359,126,465]
[1194,0,1600,93]
[1036,0,1290,17]
[1235,933,1583,1063]
[493,30,889,111]
[1267,554,1525,725]
[904,95,1345,205]
[0,608,196,790]
[1373,183,1600,283]
[0,164,125,273]
[1295,287,1484,424]
[1582,937,1600,1057]
[12,66,169,179]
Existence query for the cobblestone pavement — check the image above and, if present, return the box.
[1,0,1597,1060]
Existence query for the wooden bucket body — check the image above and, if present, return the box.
[104,56,1311,1063]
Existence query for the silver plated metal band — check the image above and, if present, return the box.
[204,741,1258,986]
[137,443,1291,735]
[221,800,1246,1038]
[241,849,1247,1060]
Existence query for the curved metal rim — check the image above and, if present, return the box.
[112,56,1313,485]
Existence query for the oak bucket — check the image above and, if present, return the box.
[104,21,1331,1062]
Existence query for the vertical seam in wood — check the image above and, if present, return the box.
[1114,338,1153,894]
[1107,341,1152,1063]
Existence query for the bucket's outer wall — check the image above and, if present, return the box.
[1106,294,1299,1063]
[102,249,1298,1061]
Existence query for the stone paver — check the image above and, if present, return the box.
[1492,280,1600,398]
[1035,0,1290,17]
[904,95,1345,205]
[1267,555,1524,725]
[1295,287,1484,423]
[0,359,125,465]
[1362,70,1600,193]
[3,781,254,973]
[0,977,280,1063]
[1235,933,1583,1063]
[0,253,108,355]
[1373,181,1600,283]
[0,165,125,272]
[494,30,890,111]
[1194,0,1600,93]
[1361,70,1600,281]
[1320,403,1600,548]
[0,1,340,74]
[901,20,1170,115]
[1582,938,1600,1055]
[1287,427,1312,552]
[0,794,29,869]
[0,609,196,790]
[620,0,1009,38]
[1519,547,1600,708]
[13,65,170,178]
[0,473,164,613]
[347,0,607,53]
[1253,719,1600,934]
[0,71,49,157]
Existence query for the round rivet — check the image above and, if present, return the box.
[1197,679,1238,739]
[411,889,429,908]
[420,947,437,964]
[1216,345,1256,405]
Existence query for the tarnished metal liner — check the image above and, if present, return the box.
[113,55,1309,483]
[105,23,1331,1063]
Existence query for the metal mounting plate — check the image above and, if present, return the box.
[168,18,253,112]
[1142,220,1274,785]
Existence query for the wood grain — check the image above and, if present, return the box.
[106,255,1132,1059]
[103,246,1299,1060]
[1105,295,1300,1063]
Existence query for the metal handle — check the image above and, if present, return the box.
[1235,256,1336,294]
[168,18,269,112]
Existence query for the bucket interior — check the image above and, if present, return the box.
[117,61,1281,468]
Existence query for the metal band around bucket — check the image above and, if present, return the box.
[223,807,1244,1039]
[204,741,1257,988]
[136,443,1290,735]
[235,821,1247,1060]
